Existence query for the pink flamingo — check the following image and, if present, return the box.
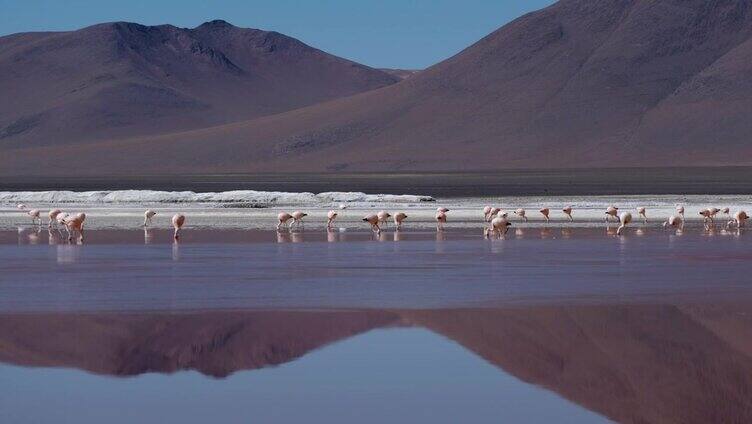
[48,209,62,228]
[616,212,632,235]
[291,211,307,228]
[377,211,391,228]
[539,208,550,223]
[483,206,492,221]
[326,210,338,229]
[394,212,408,230]
[514,208,527,222]
[56,212,69,229]
[362,214,381,234]
[75,212,86,231]
[728,210,749,228]
[172,214,185,240]
[605,206,619,222]
[676,205,685,220]
[144,210,157,227]
[486,216,511,238]
[64,214,86,242]
[699,208,714,224]
[637,207,647,223]
[663,214,683,230]
[277,212,293,230]
[435,210,447,231]
[562,206,573,221]
[26,209,41,225]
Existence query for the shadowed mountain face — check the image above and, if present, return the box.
[0,20,398,150]
[2,304,752,423]
[4,0,752,175]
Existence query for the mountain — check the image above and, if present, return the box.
[4,0,752,175]
[0,20,399,150]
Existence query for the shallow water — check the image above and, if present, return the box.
[1,228,751,312]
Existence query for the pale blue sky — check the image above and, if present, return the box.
[0,0,554,69]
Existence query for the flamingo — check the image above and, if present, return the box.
[362,214,381,234]
[75,212,86,231]
[605,206,619,222]
[277,212,293,230]
[539,208,550,223]
[48,209,62,228]
[676,205,685,220]
[326,210,338,229]
[722,207,730,218]
[483,206,492,221]
[377,211,391,228]
[338,204,348,210]
[514,208,528,222]
[64,214,86,242]
[699,208,714,224]
[26,209,41,225]
[56,212,69,229]
[172,214,185,240]
[488,207,501,220]
[616,212,632,235]
[291,211,307,228]
[728,210,749,228]
[637,207,647,223]
[16,204,26,210]
[144,210,156,227]
[663,214,683,230]
[394,212,407,230]
[435,210,447,231]
[496,209,509,219]
[486,216,511,238]
[562,206,573,221]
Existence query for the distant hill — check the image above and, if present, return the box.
[4,0,752,175]
[0,20,398,150]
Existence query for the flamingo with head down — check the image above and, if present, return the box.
[562,206,573,222]
[172,214,185,240]
[486,216,511,238]
[326,210,338,229]
[539,208,550,223]
[616,212,632,235]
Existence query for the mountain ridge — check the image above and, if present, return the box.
[4,0,752,175]
[0,19,399,152]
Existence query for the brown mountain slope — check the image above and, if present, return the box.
[4,0,752,175]
[0,20,398,150]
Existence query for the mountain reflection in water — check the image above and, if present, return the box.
[2,302,752,423]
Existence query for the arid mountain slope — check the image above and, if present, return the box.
[3,0,752,175]
[0,20,398,150]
